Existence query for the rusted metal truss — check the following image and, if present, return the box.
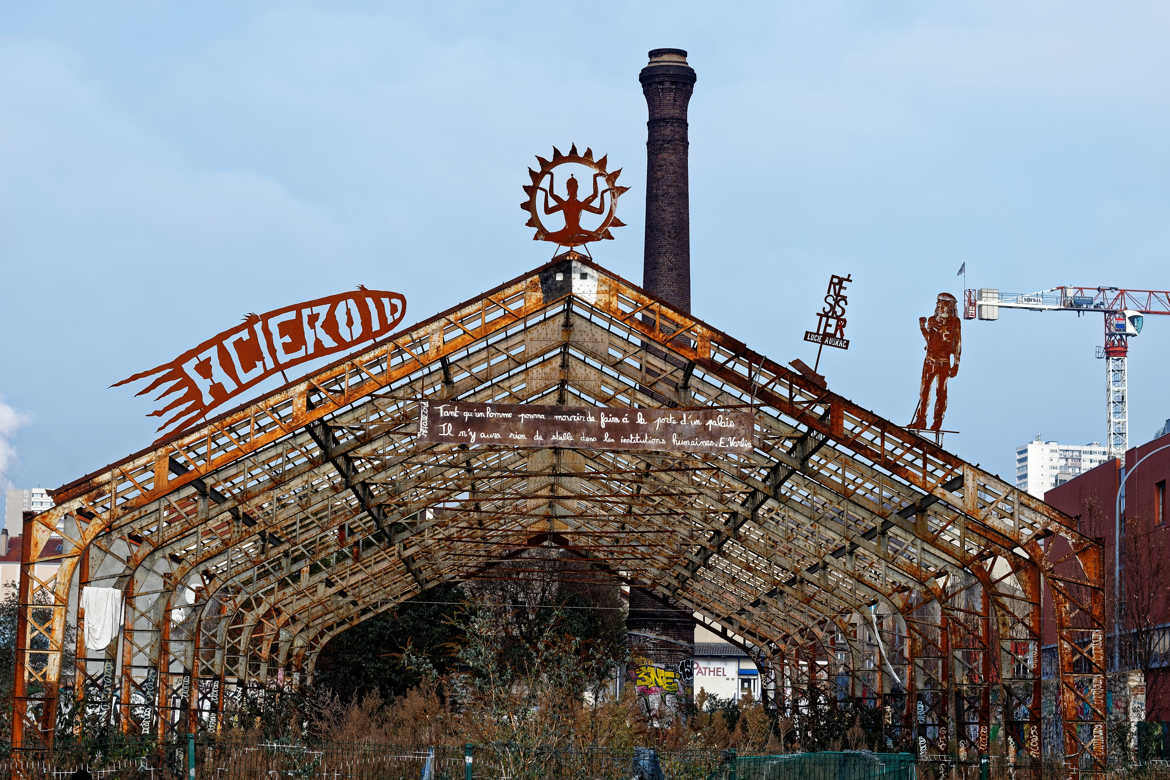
[15,256,1105,773]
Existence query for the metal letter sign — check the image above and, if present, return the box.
[803,273,852,372]
[115,288,406,437]
[418,401,753,455]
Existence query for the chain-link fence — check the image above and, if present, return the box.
[190,741,723,779]
[16,743,1170,779]
[1,741,724,779]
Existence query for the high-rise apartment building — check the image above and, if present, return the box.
[3,488,53,534]
[1015,436,1111,498]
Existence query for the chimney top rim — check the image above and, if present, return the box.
[646,48,689,65]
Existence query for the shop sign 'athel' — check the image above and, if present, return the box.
[417,401,753,455]
[114,287,406,437]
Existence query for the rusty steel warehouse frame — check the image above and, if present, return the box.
[14,256,1106,772]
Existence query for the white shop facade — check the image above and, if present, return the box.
[692,642,760,703]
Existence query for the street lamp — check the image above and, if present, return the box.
[1113,442,1170,672]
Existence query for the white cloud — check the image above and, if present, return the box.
[1,4,1167,483]
[0,399,29,487]
[679,2,1170,175]
[840,3,1170,110]
[0,40,349,276]
[0,37,361,423]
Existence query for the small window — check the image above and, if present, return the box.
[1158,480,1166,525]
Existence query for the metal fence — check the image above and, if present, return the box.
[711,751,916,780]
[1,741,724,779]
[194,741,722,779]
[15,744,1170,779]
[1,755,160,779]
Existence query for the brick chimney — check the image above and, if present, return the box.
[627,50,697,706]
[640,48,696,313]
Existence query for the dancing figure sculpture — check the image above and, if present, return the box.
[539,171,607,246]
[521,145,628,250]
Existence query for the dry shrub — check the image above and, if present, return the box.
[305,685,460,748]
[686,691,779,754]
[734,693,780,753]
[572,685,640,751]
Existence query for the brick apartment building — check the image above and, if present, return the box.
[1041,431,1170,719]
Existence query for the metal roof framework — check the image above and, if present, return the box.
[14,255,1105,770]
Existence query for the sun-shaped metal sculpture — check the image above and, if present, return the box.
[521,145,629,249]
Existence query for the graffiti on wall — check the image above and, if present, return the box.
[628,655,686,725]
[635,663,680,695]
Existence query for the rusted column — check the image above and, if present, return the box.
[12,516,35,751]
[640,48,696,313]
[214,661,227,737]
[73,545,90,734]
[941,612,957,757]
[1079,543,1108,769]
[1020,561,1043,766]
[155,599,173,743]
[187,616,203,736]
[980,579,993,760]
[119,578,135,731]
[902,605,919,752]
[874,613,885,710]
[791,646,802,719]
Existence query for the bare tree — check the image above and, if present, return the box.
[1119,518,1168,721]
[1077,493,1166,696]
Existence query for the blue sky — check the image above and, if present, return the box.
[1,2,1168,495]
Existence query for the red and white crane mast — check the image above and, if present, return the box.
[964,285,1170,458]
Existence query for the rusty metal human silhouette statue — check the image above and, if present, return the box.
[910,292,961,431]
[521,145,628,252]
[539,171,607,246]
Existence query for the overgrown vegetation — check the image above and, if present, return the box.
[227,581,903,763]
[313,582,471,703]
[0,578,938,767]
[11,570,1170,777]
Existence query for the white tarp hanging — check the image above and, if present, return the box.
[80,586,123,651]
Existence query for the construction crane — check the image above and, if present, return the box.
[963,286,1170,458]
